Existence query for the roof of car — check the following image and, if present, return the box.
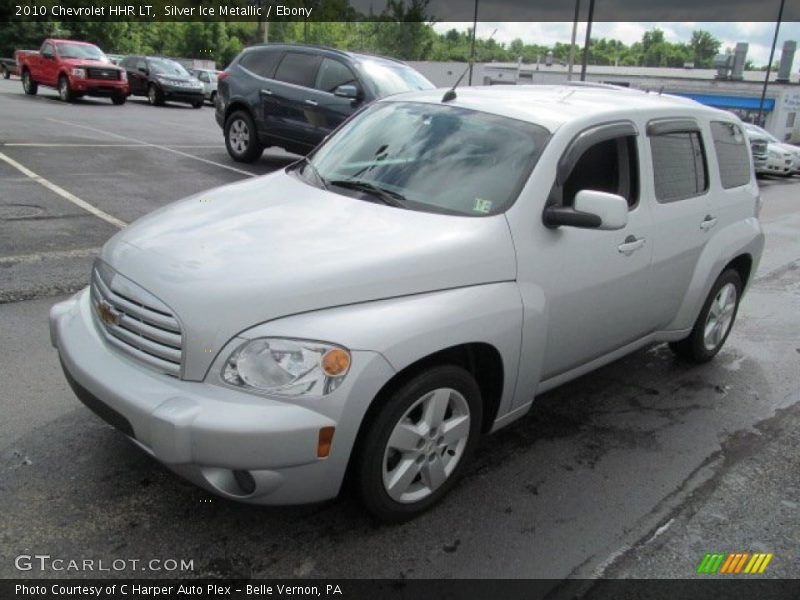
[49,39,98,46]
[245,43,405,66]
[384,84,733,132]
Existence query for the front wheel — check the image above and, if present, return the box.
[191,99,203,109]
[22,70,37,95]
[58,75,74,102]
[147,83,163,106]
[1,65,9,80]
[111,93,127,105]
[224,110,263,163]
[669,269,742,363]
[354,365,483,522]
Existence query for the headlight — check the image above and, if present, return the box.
[72,68,86,79]
[119,70,127,81]
[222,338,351,397]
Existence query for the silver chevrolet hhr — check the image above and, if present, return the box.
[51,85,764,521]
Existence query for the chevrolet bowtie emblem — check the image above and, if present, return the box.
[97,300,122,326]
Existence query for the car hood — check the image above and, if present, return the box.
[61,57,117,68]
[100,171,517,379]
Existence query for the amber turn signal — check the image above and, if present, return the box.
[318,426,335,458]
[321,348,350,377]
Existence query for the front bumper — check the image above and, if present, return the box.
[71,78,128,96]
[161,85,204,103]
[50,288,395,504]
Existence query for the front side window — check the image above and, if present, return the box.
[560,136,639,208]
[711,121,751,189]
[302,102,550,216]
[316,58,358,93]
[650,131,708,202]
[274,52,322,88]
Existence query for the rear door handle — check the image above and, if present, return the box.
[700,215,717,231]
[259,88,272,96]
[618,235,646,256]
[304,99,318,106]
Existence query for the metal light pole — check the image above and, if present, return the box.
[579,0,595,81]
[567,0,581,81]
[468,0,479,85]
[757,0,786,127]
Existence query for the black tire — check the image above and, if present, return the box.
[147,83,164,106]
[22,70,37,95]
[669,269,743,363]
[58,74,75,102]
[191,99,203,109]
[224,110,263,163]
[354,365,483,522]
[1,66,9,80]
[209,91,217,105]
[111,93,127,105]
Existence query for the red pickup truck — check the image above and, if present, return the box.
[19,39,129,104]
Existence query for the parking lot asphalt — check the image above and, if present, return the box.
[1,75,799,582]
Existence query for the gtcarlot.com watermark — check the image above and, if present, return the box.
[14,554,194,573]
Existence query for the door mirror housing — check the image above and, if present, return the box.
[334,84,358,99]
[42,51,54,60]
[543,190,628,230]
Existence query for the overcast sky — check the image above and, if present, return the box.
[432,22,800,67]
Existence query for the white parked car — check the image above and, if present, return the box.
[50,85,764,521]
[743,122,800,175]
[191,68,218,105]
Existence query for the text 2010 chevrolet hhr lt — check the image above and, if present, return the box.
[51,86,764,521]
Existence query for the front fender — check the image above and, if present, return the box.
[668,217,764,331]
[237,282,524,430]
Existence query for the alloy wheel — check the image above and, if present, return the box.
[382,387,471,504]
[229,119,250,155]
[703,282,738,351]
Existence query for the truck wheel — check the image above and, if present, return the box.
[111,93,127,105]
[22,70,37,95]
[224,110,263,163]
[58,75,74,102]
[147,84,163,106]
[669,269,743,363]
[1,66,9,80]
[354,365,482,522]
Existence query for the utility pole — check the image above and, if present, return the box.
[567,0,581,81]
[468,0,479,85]
[580,0,595,81]
[757,0,786,126]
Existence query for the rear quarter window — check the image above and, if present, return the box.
[239,49,282,79]
[710,121,752,189]
[274,52,323,88]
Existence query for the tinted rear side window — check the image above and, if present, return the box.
[650,131,708,202]
[710,121,751,189]
[239,49,281,79]
[274,52,322,88]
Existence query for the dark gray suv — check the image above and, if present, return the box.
[215,44,434,162]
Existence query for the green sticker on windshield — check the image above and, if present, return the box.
[474,198,493,214]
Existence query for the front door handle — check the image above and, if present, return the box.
[618,235,646,256]
[304,99,318,106]
[700,215,717,231]
[259,88,272,96]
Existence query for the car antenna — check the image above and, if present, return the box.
[442,29,497,103]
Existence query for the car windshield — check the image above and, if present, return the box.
[357,60,434,97]
[303,101,550,216]
[149,58,189,76]
[56,43,106,61]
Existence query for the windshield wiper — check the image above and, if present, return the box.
[328,179,408,208]
[292,157,328,190]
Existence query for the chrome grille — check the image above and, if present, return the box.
[90,263,183,377]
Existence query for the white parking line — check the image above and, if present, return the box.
[0,247,101,266]
[0,152,127,228]
[47,117,258,178]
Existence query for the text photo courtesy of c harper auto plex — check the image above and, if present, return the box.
[1,0,800,599]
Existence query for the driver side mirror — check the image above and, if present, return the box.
[334,84,358,99]
[42,51,54,60]
[543,190,628,230]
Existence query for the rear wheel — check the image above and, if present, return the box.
[354,365,482,522]
[669,269,742,363]
[147,83,163,106]
[111,93,127,105]
[22,70,37,95]
[224,110,263,163]
[58,75,74,102]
